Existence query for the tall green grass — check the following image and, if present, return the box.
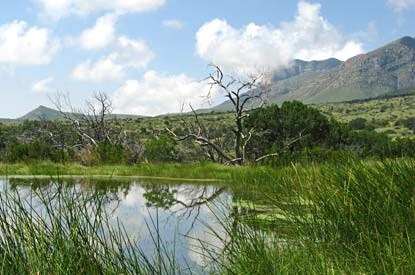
[211,159,415,274]
[0,159,413,274]
[303,160,415,274]
[0,183,185,274]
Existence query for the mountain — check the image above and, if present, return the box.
[19,105,64,121]
[271,58,342,82]
[206,36,415,112]
[0,105,146,124]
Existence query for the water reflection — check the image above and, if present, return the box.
[1,177,231,272]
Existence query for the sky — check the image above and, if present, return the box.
[0,0,414,118]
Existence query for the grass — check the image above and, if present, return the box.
[0,182,185,274]
[212,159,415,274]
[0,161,235,181]
[0,159,414,274]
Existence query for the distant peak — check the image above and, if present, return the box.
[293,57,342,63]
[36,105,55,111]
[393,36,415,48]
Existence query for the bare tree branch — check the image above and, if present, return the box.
[255,132,305,162]
[50,92,123,148]
[167,65,272,165]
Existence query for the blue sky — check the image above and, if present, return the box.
[0,0,414,118]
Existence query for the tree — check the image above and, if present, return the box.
[167,65,267,165]
[144,134,178,162]
[51,92,144,163]
[244,102,329,161]
[51,92,122,147]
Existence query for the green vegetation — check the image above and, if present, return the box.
[0,88,414,273]
[1,100,414,167]
[212,159,415,274]
[0,183,183,274]
[0,162,234,181]
[319,93,415,138]
[0,159,413,274]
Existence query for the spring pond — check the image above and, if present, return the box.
[0,176,248,273]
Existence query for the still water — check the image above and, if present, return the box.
[0,177,234,273]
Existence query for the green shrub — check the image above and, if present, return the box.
[93,142,132,165]
[8,141,69,162]
[144,135,178,162]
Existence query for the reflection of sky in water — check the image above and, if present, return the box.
[0,178,232,273]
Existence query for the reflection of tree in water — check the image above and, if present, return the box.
[4,178,238,268]
[142,184,227,232]
[143,184,226,212]
[143,186,177,209]
[5,178,229,235]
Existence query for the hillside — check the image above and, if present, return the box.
[0,105,146,125]
[207,36,415,113]
[319,91,415,139]
[1,93,414,139]
[271,58,342,82]
[19,105,64,121]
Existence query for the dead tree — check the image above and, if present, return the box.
[51,92,123,147]
[167,65,266,165]
[38,119,83,160]
[167,105,230,163]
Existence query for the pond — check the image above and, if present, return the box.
[0,177,236,273]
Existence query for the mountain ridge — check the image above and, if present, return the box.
[203,36,415,113]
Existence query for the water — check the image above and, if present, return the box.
[0,177,233,273]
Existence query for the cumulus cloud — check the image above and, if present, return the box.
[162,19,184,30]
[80,13,117,50]
[72,58,124,82]
[111,71,216,116]
[32,77,54,93]
[36,0,165,20]
[196,1,364,75]
[0,21,59,65]
[113,36,155,68]
[387,0,415,11]
[72,36,154,82]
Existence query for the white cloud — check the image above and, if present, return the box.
[72,36,154,82]
[112,71,216,116]
[162,19,184,30]
[387,0,415,11]
[36,0,165,20]
[113,36,155,69]
[32,77,54,93]
[80,13,117,50]
[196,1,364,75]
[0,21,59,65]
[72,58,124,82]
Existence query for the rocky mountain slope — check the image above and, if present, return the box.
[208,36,415,112]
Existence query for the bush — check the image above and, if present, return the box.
[8,141,67,162]
[348,118,368,130]
[403,117,415,131]
[144,135,178,162]
[245,101,332,159]
[93,143,132,165]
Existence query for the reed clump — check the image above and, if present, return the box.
[213,159,415,274]
[0,183,182,275]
